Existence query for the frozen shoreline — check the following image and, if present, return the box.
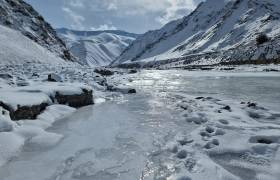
[0,66,279,180]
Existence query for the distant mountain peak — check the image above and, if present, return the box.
[57,28,139,67]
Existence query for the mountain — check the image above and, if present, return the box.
[57,28,138,67]
[0,24,65,65]
[0,0,75,61]
[112,0,280,67]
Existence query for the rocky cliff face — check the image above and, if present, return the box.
[0,0,75,61]
[113,0,280,67]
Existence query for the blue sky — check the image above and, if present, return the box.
[25,0,202,33]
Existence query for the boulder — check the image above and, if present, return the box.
[54,89,94,108]
[48,73,63,82]
[128,69,138,74]
[0,73,13,79]
[0,101,48,121]
[106,85,136,94]
[94,68,114,76]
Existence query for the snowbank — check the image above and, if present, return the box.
[0,105,75,167]
[0,91,51,111]
[0,82,93,120]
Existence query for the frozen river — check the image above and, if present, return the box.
[1,70,280,180]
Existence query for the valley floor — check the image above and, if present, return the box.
[0,66,280,180]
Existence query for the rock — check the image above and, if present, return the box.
[107,85,136,94]
[177,150,188,159]
[32,73,39,77]
[212,139,220,146]
[94,68,114,76]
[257,138,273,144]
[128,69,138,74]
[263,69,279,72]
[48,73,63,82]
[222,105,231,111]
[0,73,13,79]
[205,126,215,133]
[177,138,194,145]
[0,102,48,121]
[248,102,257,108]
[54,89,94,108]
[128,89,136,94]
[220,67,235,71]
[195,97,204,100]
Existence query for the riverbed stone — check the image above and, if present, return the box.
[54,89,94,108]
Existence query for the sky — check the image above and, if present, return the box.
[25,0,203,34]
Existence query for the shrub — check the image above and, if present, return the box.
[256,33,269,45]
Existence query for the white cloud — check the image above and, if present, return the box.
[62,7,85,30]
[157,0,197,25]
[90,24,117,31]
[60,0,202,32]
[68,0,85,9]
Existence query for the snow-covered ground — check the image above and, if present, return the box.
[0,68,279,180]
[0,63,108,167]
[0,25,66,65]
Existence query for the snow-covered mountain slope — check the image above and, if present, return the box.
[113,0,280,67]
[0,24,65,65]
[0,0,75,61]
[57,28,138,67]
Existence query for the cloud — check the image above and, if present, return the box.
[58,0,203,32]
[157,0,197,25]
[68,0,85,9]
[62,7,85,30]
[90,24,117,31]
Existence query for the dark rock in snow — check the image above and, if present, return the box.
[127,89,136,94]
[263,69,279,72]
[257,138,273,144]
[248,102,257,108]
[48,73,63,82]
[195,97,204,100]
[177,150,188,159]
[205,126,215,133]
[0,102,48,121]
[220,67,235,71]
[32,73,39,77]
[94,68,114,76]
[55,89,93,108]
[128,69,138,74]
[222,105,231,111]
[0,73,13,79]
[107,84,136,94]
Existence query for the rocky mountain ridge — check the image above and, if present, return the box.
[113,0,280,68]
[0,0,75,61]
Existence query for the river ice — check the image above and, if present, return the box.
[1,69,280,180]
